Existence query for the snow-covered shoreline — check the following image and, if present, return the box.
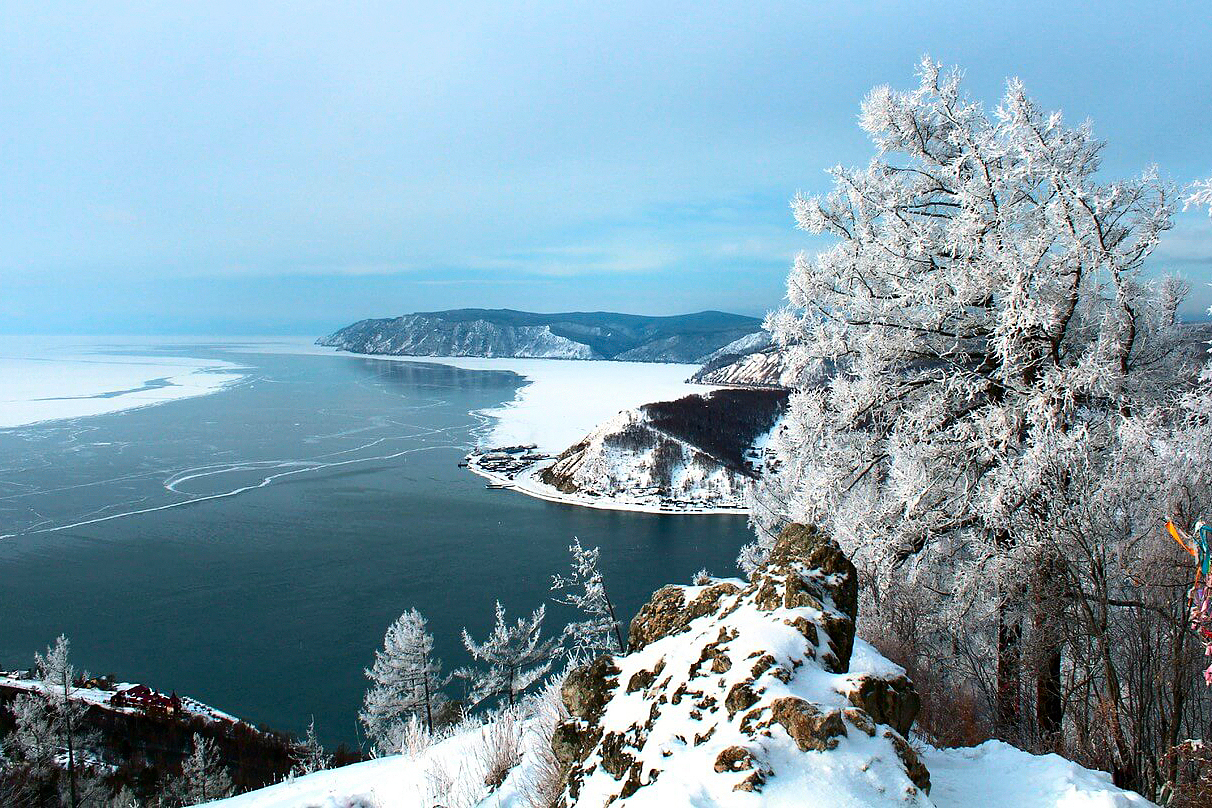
[0,337,246,429]
[465,453,751,515]
[0,670,243,727]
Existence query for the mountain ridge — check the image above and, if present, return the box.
[318,309,763,363]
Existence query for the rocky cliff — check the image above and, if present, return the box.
[318,309,763,363]
[551,524,930,807]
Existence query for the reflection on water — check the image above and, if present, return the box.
[0,345,752,746]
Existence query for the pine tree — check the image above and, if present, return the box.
[461,602,559,708]
[165,734,233,805]
[360,609,447,756]
[290,718,330,778]
[551,538,623,654]
[4,694,58,778]
[34,635,99,808]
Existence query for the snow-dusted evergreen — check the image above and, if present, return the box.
[166,733,234,805]
[460,602,560,708]
[361,609,448,755]
[290,718,330,779]
[551,538,624,655]
[4,693,59,781]
[20,635,102,808]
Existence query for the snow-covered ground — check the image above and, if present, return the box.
[921,742,1154,808]
[0,337,246,428]
[204,724,1155,808]
[0,671,242,726]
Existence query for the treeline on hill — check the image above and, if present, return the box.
[0,639,363,807]
[639,388,788,473]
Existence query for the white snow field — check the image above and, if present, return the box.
[204,720,1155,808]
[921,741,1154,808]
[0,337,246,428]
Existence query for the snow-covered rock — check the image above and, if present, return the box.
[550,523,931,806]
[201,526,1158,808]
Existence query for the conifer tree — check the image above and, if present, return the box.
[165,734,233,805]
[551,538,623,654]
[461,602,558,708]
[290,718,330,778]
[361,609,447,756]
[35,635,99,808]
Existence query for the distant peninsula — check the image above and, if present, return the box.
[317,308,763,364]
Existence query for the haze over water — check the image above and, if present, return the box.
[0,342,752,746]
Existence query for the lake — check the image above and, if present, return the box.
[0,341,753,747]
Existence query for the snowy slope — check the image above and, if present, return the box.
[203,525,1156,808]
[322,316,599,359]
[538,409,752,508]
[202,737,1155,808]
[203,738,1156,808]
[690,347,791,387]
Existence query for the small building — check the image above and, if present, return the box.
[111,684,182,717]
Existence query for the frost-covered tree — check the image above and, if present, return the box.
[163,734,233,805]
[34,635,101,808]
[361,609,447,755]
[551,538,623,654]
[289,718,330,778]
[1187,178,1212,216]
[461,603,559,708]
[746,58,1186,736]
[4,694,58,779]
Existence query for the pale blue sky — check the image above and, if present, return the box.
[2,1,1210,334]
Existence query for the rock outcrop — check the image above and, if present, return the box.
[553,524,930,806]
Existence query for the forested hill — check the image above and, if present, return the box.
[317,309,762,363]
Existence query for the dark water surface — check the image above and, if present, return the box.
[0,344,751,746]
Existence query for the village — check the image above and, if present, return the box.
[0,668,242,726]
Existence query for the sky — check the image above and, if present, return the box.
[2,1,1210,335]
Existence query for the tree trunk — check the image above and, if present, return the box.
[422,676,433,731]
[1035,647,1063,750]
[63,669,77,808]
[604,593,624,653]
[997,607,1023,739]
[1033,556,1064,751]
